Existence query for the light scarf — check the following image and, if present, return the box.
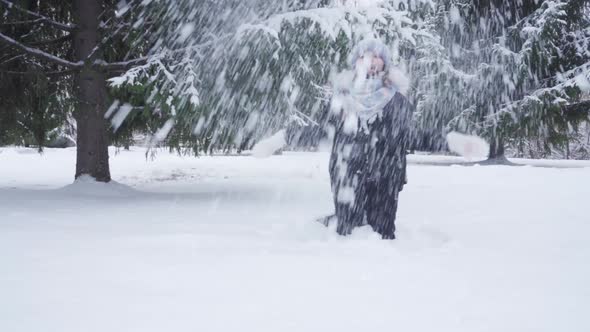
[350,72,397,121]
[331,71,398,133]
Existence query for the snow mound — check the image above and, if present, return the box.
[446,131,490,160]
[58,175,138,197]
[251,129,286,158]
[2,148,590,332]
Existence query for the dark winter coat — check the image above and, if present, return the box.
[329,91,414,239]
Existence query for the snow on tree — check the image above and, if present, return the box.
[443,0,590,160]
[0,0,155,181]
[109,0,433,153]
[407,0,477,152]
[2,0,588,168]
[0,0,74,150]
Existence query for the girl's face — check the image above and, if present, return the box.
[355,52,385,76]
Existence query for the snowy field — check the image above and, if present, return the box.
[1,147,589,332]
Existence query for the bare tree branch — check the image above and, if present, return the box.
[0,54,23,65]
[0,18,44,26]
[28,34,72,46]
[85,22,128,65]
[0,31,80,68]
[0,68,77,76]
[0,0,76,32]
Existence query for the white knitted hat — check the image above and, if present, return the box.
[349,38,393,70]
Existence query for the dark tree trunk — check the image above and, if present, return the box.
[72,0,111,182]
[488,136,505,160]
[32,94,46,151]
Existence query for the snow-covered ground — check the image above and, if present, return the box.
[1,147,589,332]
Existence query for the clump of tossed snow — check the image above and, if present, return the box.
[574,73,590,93]
[336,186,356,205]
[192,117,206,135]
[152,119,175,144]
[178,23,195,43]
[105,101,134,132]
[342,112,360,134]
[110,104,134,132]
[449,5,462,24]
[251,129,286,158]
[446,131,490,159]
[388,67,410,95]
[105,100,120,119]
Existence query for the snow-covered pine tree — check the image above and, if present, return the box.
[408,0,477,152]
[0,0,168,181]
[109,0,432,153]
[0,0,73,150]
[446,0,590,160]
[504,0,590,159]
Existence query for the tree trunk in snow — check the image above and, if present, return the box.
[488,136,505,160]
[72,0,111,182]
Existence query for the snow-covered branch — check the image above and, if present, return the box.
[0,68,77,76]
[0,18,44,26]
[101,57,149,72]
[0,30,150,73]
[27,34,72,46]
[0,32,80,68]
